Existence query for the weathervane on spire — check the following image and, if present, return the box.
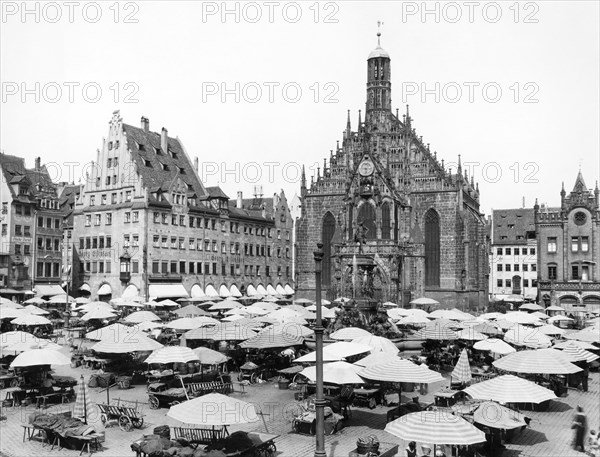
[377,21,384,46]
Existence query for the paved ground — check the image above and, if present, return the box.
[1,339,598,457]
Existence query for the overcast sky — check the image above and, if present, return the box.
[1,1,598,215]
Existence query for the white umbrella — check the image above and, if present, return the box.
[91,329,163,353]
[429,309,470,321]
[165,317,206,330]
[397,314,431,326]
[0,297,23,308]
[294,342,372,363]
[11,314,52,326]
[0,307,28,320]
[463,374,556,404]
[456,328,488,341]
[124,311,161,323]
[2,339,61,354]
[479,312,505,320]
[352,335,399,353]
[493,348,583,374]
[387,308,411,320]
[299,361,365,384]
[145,346,199,364]
[353,351,400,368]
[0,331,39,347]
[503,312,542,325]
[10,347,71,367]
[23,305,49,315]
[81,309,117,321]
[504,325,553,349]
[564,329,599,343]
[473,338,516,355]
[167,393,258,426]
[359,359,444,384]
[192,347,230,365]
[85,323,132,341]
[548,315,574,324]
[330,327,371,340]
[537,324,566,336]
[409,297,439,306]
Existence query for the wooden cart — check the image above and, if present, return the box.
[147,383,187,409]
[97,403,144,431]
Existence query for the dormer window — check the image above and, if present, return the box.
[144,159,152,167]
[171,151,178,159]
[155,146,162,155]
[178,166,185,174]
[162,163,170,171]
[108,141,113,150]
[137,142,145,152]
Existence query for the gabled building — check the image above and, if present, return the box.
[295,33,489,310]
[0,154,64,298]
[535,171,600,314]
[72,111,293,301]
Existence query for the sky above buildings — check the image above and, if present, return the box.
[1,1,598,215]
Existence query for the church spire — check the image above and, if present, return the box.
[300,165,307,197]
[346,109,351,131]
[366,22,392,119]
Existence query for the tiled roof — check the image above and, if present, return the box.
[205,186,230,200]
[122,123,210,210]
[492,208,535,244]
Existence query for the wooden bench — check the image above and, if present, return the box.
[187,381,234,397]
[21,425,48,443]
[172,426,228,446]
[97,404,144,431]
[36,392,70,409]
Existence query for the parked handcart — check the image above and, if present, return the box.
[147,382,188,409]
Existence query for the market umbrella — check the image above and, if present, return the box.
[414,322,459,340]
[409,297,440,306]
[124,311,161,324]
[353,351,400,368]
[330,327,371,340]
[537,324,566,336]
[0,307,28,320]
[2,339,61,354]
[472,401,529,430]
[192,347,230,365]
[239,330,304,349]
[555,342,600,363]
[260,323,313,338]
[81,309,117,321]
[242,305,270,316]
[85,323,132,341]
[137,321,166,332]
[451,348,472,384]
[519,303,544,312]
[456,328,488,341]
[429,309,470,321]
[462,374,557,404]
[173,305,210,317]
[224,307,250,316]
[479,312,505,320]
[167,393,259,426]
[473,338,516,356]
[23,305,49,315]
[299,361,365,384]
[10,347,71,368]
[530,311,550,320]
[0,297,23,308]
[565,329,600,343]
[91,329,163,353]
[252,302,280,312]
[145,346,199,364]
[76,302,113,312]
[387,308,411,320]
[73,375,93,424]
[385,411,486,446]
[503,325,553,349]
[396,314,431,326]
[503,312,542,325]
[359,359,444,384]
[0,330,39,347]
[493,348,583,374]
[23,297,46,305]
[165,317,207,330]
[548,315,574,324]
[472,323,503,336]
[494,319,516,330]
[74,297,90,304]
[184,323,257,341]
[10,314,52,326]
[48,295,75,303]
[554,340,598,350]
[352,335,399,353]
[293,298,314,305]
[294,342,372,363]
[305,305,337,319]
[209,301,242,311]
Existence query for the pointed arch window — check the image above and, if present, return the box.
[381,202,391,240]
[322,212,336,287]
[424,209,440,286]
[358,203,377,240]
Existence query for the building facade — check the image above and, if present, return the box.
[489,208,538,301]
[535,172,600,314]
[0,155,64,298]
[295,34,489,310]
[72,111,293,301]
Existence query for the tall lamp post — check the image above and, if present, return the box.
[313,243,326,457]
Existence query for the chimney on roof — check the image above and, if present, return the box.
[35,157,41,170]
[141,116,149,132]
[161,127,168,153]
[236,191,243,209]
[194,157,199,172]
[522,196,525,208]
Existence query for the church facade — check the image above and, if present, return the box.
[295,35,489,310]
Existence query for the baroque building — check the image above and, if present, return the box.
[295,33,489,310]
[535,171,600,314]
[72,112,294,301]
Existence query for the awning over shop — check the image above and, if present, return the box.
[256,284,267,295]
[204,284,218,297]
[149,283,189,299]
[229,285,242,297]
[276,284,285,295]
[97,284,112,296]
[266,284,277,295]
[190,284,204,298]
[219,285,231,298]
[122,284,139,297]
[79,284,91,292]
[284,284,294,295]
[247,284,258,296]
[35,284,66,297]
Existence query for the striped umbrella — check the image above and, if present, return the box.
[165,317,207,330]
[352,335,399,353]
[472,401,529,430]
[73,375,93,424]
[473,323,503,336]
[85,323,132,341]
[493,348,583,374]
[462,374,556,404]
[555,342,599,363]
[185,323,257,341]
[473,338,516,356]
[260,323,313,338]
[330,327,371,340]
[396,314,431,326]
[10,347,71,367]
[565,329,600,343]
[145,346,199,364]
[414,322,459,340]
[554,340,598,350]
[167,393,258,426]
[359,359,444,384]
[451,349,472,384]
[294,342,372,363]
[239,330,304,349]
[504,325,552,349]
[385,411,486,446]
[353,351,400,368]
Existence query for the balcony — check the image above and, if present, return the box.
[538,280,600,291]
[335,240,410,258]
[120,271,131,283]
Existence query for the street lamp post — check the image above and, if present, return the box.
[313,243,326,457]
